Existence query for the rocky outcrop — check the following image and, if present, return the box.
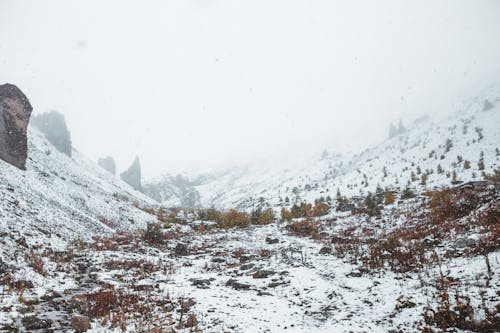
[98,156,116,175]
[0,83,33,170]
[31,111,72,156]
[120,156,143,192]
[483,99,494,111]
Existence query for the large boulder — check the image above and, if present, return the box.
[31,110,72,156]
[120,156,143,192]
[0,83,33,170]
[98,156,116,175]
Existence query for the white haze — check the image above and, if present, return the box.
[1,0,500,178]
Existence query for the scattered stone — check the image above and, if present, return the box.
[42,290,62,302]
[423,238,440,248]
[174,243,189,256]
[226,278,251,290]
[265,237,279,244]
[253,270,276,279]
[268,281,289,288]
[211,257,225,263]
[239,255,257,263]
[190,278,214,288]
[319,246,332,255]
[240,263,255,270]
[0,260,8,274]
[346,270,363,278]
[21,316,53,330]
[133,282,157,291]
[71,315,90,332]
[453,238,475,249]
[0,83,33,170]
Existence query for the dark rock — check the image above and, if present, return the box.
[265,237,279,244]
[71,315,90,332]
[120,156,143,192]
[226,278,251,290]
[0,260,8,274]
[423,238,440,248]
[346,270,363,278]
[190,278,214,288]
[453,238,475,249]
[41,290,62,301]
[239,255,257,263]
[31,110,72,156]
[98,156,116,175]
[240,263,255,270]
[133,282,157,291]
[331,236,344,243]
[174,243,189,256]
[21,316,53,330]
[211,257,225,263]
[268,281,289,288]
[319,246,332,255]
[0,83,33,170]
[252,270,276,279]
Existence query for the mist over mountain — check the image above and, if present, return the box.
[146,83,500,211]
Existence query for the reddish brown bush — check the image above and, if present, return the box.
[287,219,319,238]
[421,279,499,332]
[88,288,118,318]
[25,250,45,275]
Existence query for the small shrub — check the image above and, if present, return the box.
[287,219,319,238]
[280,207,293,222]
[25,250,45,276]
[385,191,395,205]
[143,223,163,244]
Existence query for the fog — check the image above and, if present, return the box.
[1,0,500,178]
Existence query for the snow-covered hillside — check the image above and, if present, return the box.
[149,84,500,210]
[0,126,158,250]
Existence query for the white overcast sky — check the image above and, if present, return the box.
[1,0,500,178]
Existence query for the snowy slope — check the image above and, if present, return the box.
[0,126,159,253]
[153,84,500,210]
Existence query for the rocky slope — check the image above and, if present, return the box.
[0,124,159,260]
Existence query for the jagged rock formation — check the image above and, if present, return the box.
[0,83,33,170]
[98,156,116,175]
[120,157,143,192]
[483,99,494,111]
[31,111,72,156]
[388,120,407,139]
